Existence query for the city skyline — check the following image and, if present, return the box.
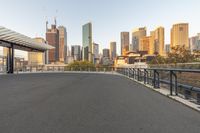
[1,0,200,57]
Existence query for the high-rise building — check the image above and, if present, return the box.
[150,27,165,55]
[103,49,110,58]
[71,45,81,61]
[121,32,129,56]
[46,23,59,63]
[110,42,117,60]
[171,23,189,49]
[58,26,67,63]
[139,36,151,53]
[189,33,200,52]
[82,22,93,62]
[165,44,170,53]
[28,37,46,65]
[92,43,99,59]
[131,27,146,52]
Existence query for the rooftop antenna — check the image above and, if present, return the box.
[43,6,48,32]
[46,19,48,32]
[54,9,58,26]
[54,17,57,26]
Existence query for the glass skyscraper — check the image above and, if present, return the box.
[82,22,92,62]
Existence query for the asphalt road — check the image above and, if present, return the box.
[0,73,200,133]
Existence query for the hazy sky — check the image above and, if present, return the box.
[0,0,200,56]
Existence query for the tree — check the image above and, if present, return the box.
[66,61,95,71]
[167,46,195,64]
[148,55,166,65]
[193,50,200,62]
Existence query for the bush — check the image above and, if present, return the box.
[65,61,95,71]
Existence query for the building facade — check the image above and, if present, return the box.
[165,44,170,53]
[28,37,46,65]
[71,45,81,61]
[150,27,165,55]
[92,43,99,58]
[46,24,59,63]
[139,36,151,54]
[103,49,110,58]
[131,27,146,52]
[171,23,189,49]
[82,22,93,62]
[121,32,129,56]
[58,26,67,63]
[110,42,117,60]
[189,33,200,52]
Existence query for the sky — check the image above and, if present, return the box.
[0,0,200,57]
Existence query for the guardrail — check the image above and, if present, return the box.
[116,67,200,104]
[12,66,116,73]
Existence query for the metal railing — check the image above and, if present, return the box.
[116,67,200,104]
[12,66,116,73]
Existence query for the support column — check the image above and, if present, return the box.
[6,44,14,74]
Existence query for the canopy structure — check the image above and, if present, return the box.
[0,26,53,52]
[0,26,54,73]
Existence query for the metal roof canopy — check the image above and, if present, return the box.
[0,26,53,52]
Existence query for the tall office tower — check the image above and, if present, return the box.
[131,27,146,52]
[139,36,151,53]
[150,27,165,55]
[171,23,189,49]
[165,44,171,53]
[92,43,99,59]
[58,26,67,63]
[46,22,59,63]
[103,49,110,58]
[71,45,81,61]
[189,33,200,52]
[28,37,46,65]
[110,42,117,60]
[82,22,93,62]
[121,32,129,56]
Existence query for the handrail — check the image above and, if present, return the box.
[146,68,200,73]
[116,67,200,104]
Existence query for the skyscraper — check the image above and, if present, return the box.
[92,43,99,59]
[82,22,93,62]
[139,36,151,53]
[150,27,165,55]
[58,26,67,63]
[71,45,81,61]
[121,32,129,56]
[171,23,189,49]
[103,49,110,58]
[189,33,200,52]
[46,23,59,63]
[110,42,117,60]
[165,44,170,53]
[131,27,146,52]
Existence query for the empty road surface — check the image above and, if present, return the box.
[0,73,200,133]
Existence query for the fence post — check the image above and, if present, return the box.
[153,70,156,88]
[137,69,140,81]
[144,69,147,84]
[156,71,160,88]
[170,70,173,95]
[172,72,178,96]
[132,68,135,79]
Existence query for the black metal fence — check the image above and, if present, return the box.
[116,67,200,104]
